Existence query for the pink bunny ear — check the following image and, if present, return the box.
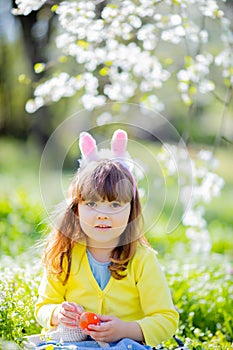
[111,129,128,157]
[79,132,98,161]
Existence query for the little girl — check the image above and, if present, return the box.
[34,130,179,349]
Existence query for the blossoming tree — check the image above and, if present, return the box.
[12,0,231,252]
[13,0,233,113]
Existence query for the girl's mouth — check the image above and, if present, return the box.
[95,224,112,230]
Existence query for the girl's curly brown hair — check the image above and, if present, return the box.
[42,159,149,285]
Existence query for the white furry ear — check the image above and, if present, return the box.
[79,132,99,162]
[111,129,128,157]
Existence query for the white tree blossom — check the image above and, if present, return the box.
[158,145,225,253]
[12,0,232,112]
[12,0,46,15]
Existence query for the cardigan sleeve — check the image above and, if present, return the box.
[34,269,67,330]
[134,248,179,347]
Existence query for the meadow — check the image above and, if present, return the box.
[0,137,232,350]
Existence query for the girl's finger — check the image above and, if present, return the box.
[87,324,104,331]
[75,304,85,314]
[98,314,113,322]
[59,314,77,325]
[62,302,75,311]
[62,302,84,316]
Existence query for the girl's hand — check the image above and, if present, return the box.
[83,315,144,343]
[83,315,125,342]
[52,302,84,328]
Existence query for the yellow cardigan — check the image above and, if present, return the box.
[35,243,179,347]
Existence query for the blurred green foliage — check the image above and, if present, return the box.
[0,33,32,139]
[0,190,46,256]
[0,137,46,257]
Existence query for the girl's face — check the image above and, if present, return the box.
[78,200,131,248]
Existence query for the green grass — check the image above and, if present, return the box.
[0,252,232,349]
[0,257,42,349]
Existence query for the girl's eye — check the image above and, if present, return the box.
[111,202,121,208]
[86,202,96,208]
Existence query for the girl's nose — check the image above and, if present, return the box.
[97,213,109,220]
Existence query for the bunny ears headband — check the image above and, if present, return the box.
[78,129,136,197]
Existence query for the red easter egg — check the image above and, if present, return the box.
[79,312,100,330]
